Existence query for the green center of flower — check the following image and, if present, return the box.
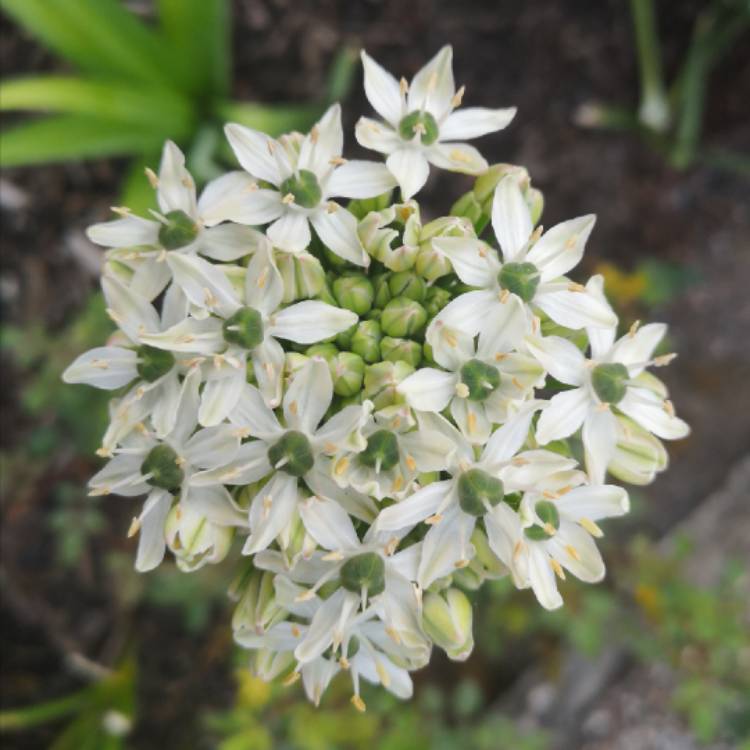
[279,169,322,209]
[267,430,314,477]
[460,359,501,401]
[358,430,400,472]
[524,500,560,540]
[141,444,184,492]
[457,469,505,516]
[340,552,386,596]
[398,110,439,145]
[591,362,629,404]
[136,345,175,383]
[498,262,540,303]
[222,307,264,349]
[158,209,199,250]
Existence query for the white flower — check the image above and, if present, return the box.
[526,320,689,483]
[431,174,616,342]
[139,239,357,417]
[224,104,396,264]
[87,140,264,300]
[485,482,630,610]
[398,324,544,443]
[356,46,516,198]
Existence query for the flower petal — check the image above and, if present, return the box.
[269,300,357,344]
[166,252,240,318]
[585,274,617,358]
[451,397,491,444]
[427,142,487,175]
[298,103,344,178]
[386,148,430,200]
[138,316,224,354]
[251,336,286,408]
[536,388,589,444]
[244,240,283,314]
[417,506,474,589]
[398,368,457,412]
[492,175,532,261]
[431,237,499,287]
[102,274,161,342]
[299,495,359,551]
[480,400,541,468]
[243,472,299,555]
[314,402,372,454]
[439,107,517,140]
[199,224,264,261]
[284,357,333,434]
[231,383,282,440]
[549,521,605,583]
[355,117,401,154]
[87,214,158,248]
[197,369,245,427]
[62,346,138,389]
[135,490,172,572]
[582,408,618,484]
[610,323,667,375]
[524,334,586,385]
[375,480,449,532]
[525,543,563,610]
[267,210,312,254]
[618,387,690,440]
[534,286,618,330]
[555,483,630,522]
[157,140,196,216]
[477,293,527,353]
[408,45,454,120]
[191,439,272,486]
[432,290,499,337]
[224,124,285,185]
[305,466,377,522]
[526,215,596,282]
[325,160,397,199]
[360,51,404,126]
[310,205,369,266]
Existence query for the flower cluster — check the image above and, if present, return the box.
[64,47,689,709]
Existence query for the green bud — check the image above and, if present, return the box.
[457,469,504,516]
[388,271,426,302]
[422,588,474,661]
[609,415,668,485]
[459,359,501,401]
[279,169,322,209]
[358,204,420,271]
[350,320,382,363]
[364,361,415,410]
[471,527,507,578]
[415,247,453,281]
[498,262,540,303]
[347,191,393,221]
[331,352,365,397]
[591,363,629,404]
[358,429,400,472]
[474,164,530,204]
[335,323,357,350]
[524,500,560,540]
[450,191,484,227]
[452,563,484,591]
[381,297,427,338]
[333,273,374,315]
[528,188,544,226]
[223,307,264,349]
[279,252,326,303]
[372,273,392,309]
[423,286,452,318]
[158,209,199,250]
[381,337,422,367]
[398,110,439,145]
[267,430,314,477]
[422,340,436,365]
[141,444,184,492]
[231,569,284,634]
[136,345,174,383]
[305,343,338,364]
[341,552,386,596]
[165,504,233,571]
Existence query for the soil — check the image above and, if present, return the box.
[2,2,749,748]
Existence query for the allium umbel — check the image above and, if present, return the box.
[64,46,689,709]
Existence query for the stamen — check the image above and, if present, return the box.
[628,320,641,337]
[580,517,603,537]
[127,517,140,537]
[351,695,367,712]
[144,168,159,188]
[455,382,470,398]
[550,558,566,580]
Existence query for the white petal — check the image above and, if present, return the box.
[398,430,456,473]
[431,237,499,287]
[129,257,172,301]
[610,323,667,375]
[427,324,475,371]
[151,370,182,437]
[86,215,158,248]
[267,210,312,253]
[284,357,332,434]
[432,290,498,337]
[485,502,521,569]
[270,300,357,344]
[197,369,245,427]
[183,424,240,470]
[477,293,527,353]
[618,387,690,440]
[416,411,474,467]
[243,241,283,314]
[492,175,532,261]
[526,215,596,282]
[375,480,449,532]
[549,521,605,583]
[556,484,630,522]
[251,336,285,408]
[299,495,359,551]
[243,473,299,555]
[191,439,272,486]
[90,453,150,497]
[386,148,430,200]
[157,140,196,215]
[139,316,224,354]
[397,368,456,412]
[135,490,172,572]
[360,51,404,126]
[310,205,369,266]
[499,449,579,490]
[102,275,161,342]
[294,589,352,663]
[408,45,454,120]
[481,401,541,468]
[451,397,491,444]
[355,653,413,699]
[325,160,397,199]
[298,103,344,178]
[439,107,517,140]
[585,274,617,358]
[183,484,247,526]
[314,402,371,454]
[417,506,474,589]
[526,543,563,610]
[304,467,377,523]
[198,171,263,226]
[160,282,190,329]
[168,366,202,445]
[582,408,618,484]
[536,388,590,444]
[224,124,285,185]
[534,286,618,330]
[427,142,487,175]
[231,383,282,440]
[198,224,264,261]
[62,346,137,389]
[166,253,240,318]
[301,658,340,706]
[524,334,586,386]
[355,117,401,154]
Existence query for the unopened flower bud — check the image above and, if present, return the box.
[449,191,483,227]
[452,564,484,590]
[528,188,544,225]
[295,252,326,300]
[470,527,507,579]
[381,297,427,338]
[347,191,394,221]
[335,323,357,350]
[305,343,338,365]
[388,271,426,302]
[422,588,474,661]
[609,415,668,485]
[331,352,365,397]
[251,648,295,682]
[474,164,530,204]
[333,273,374,315]
[232,569,284,635]
[358,204,420,271]
[276,252,298,302]
[350,320,382,363]
[380,337,422,367]
[364,361,415,409]
[372,273,392,309]
[423,286,452,318]
[165,503,233,572]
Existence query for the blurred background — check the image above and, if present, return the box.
[1,1,749,748]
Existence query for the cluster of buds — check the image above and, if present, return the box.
[64,47,688,709]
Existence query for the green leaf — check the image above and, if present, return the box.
[325,46,359,104]
[157,0,231,99]
[0,691,90,730]
[0,76,194,135]
[1,0,173,85]
[0,116,166,167]
[217,101,321,136]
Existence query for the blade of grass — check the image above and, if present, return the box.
[217,101,321,136]
[1,116,166,167]
[0,690,91,730]
[325,46,359,104]
[157,0,231,100]
[0,76,193,135]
